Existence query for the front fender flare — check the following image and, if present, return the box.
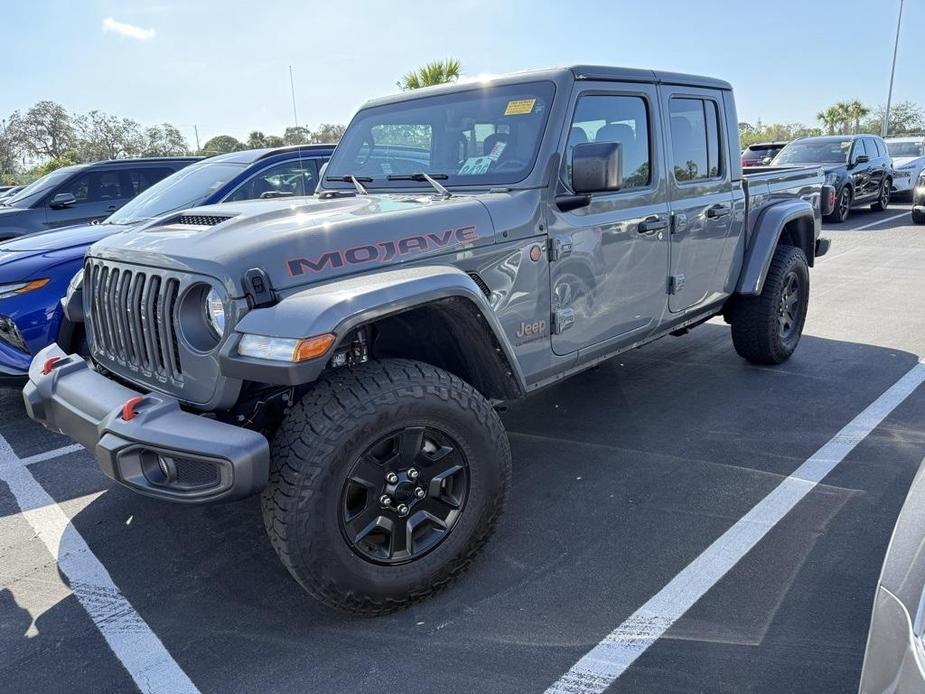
[737,199,815,296]
[219,265,526,391]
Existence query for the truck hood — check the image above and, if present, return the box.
[0,223,133,281]
[88,193,499,296]
[892,155,924,169]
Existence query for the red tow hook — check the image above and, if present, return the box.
[42,356,62,375]
[121,396,145,421]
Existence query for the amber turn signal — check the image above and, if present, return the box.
[292,333,336,362]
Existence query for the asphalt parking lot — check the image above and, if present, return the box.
[1,201,923,694]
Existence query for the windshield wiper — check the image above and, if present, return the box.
[386,172,451,198]
[326,175,371,195]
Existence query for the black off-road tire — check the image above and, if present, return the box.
[261,359,511,615]
[825,186,852,223]
[912,208,925,224]
[871,179,891,211]
[728,245,810,365]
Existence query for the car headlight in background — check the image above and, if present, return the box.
[824,172,840,186]
[204,288,226,338]
[0,278,50,300]
[0,315,28,352]
[237,333,335,363]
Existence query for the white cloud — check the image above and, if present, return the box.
[102,17,156,41]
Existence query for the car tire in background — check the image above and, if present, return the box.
[727,245,810,365]
[261,359,511,615]
[871,179,891,211]
[912,209,925,224]
[825,186,852,223]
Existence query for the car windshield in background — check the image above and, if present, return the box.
[2,167,80,208]
[773,139,851,165]
[886,141,924,157]
[324,81,556,189]
[106,161,246,225]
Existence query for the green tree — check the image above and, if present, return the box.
[283,126,312,145]
[7,100,76,159]
[29,153,78,178]
[310,123,346,143]
[398,58,461,90]
[246,130,268,149]
[265,135,285,148]
[141,124,189,156]
[201,134,244,156]
[861,101,925,136]
[74,110,144,161]
[845,100,870,134]
[0,119,20,179]
[817,106,843,136]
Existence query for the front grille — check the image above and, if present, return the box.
[173,457,221,488]
[85,259,183,380]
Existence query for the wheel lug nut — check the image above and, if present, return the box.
[386,472,399,484]
[408,468,419,480]
[396,504,409,516]
[415,487,426,499]
[379,494,391,506]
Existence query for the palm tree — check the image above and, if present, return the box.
[845,100,870,134]
[398,59,462,90]
[817,106,842,136]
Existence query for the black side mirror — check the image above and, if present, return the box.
[49,192,77,209]
[572,142,623,194]
[854,154,870,166]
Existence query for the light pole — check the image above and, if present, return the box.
[881,0,904,137]
[289,65,299,129]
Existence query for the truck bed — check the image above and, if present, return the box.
[741,165,826,239]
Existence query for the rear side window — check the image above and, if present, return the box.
[567,94,651,189]
[669,98,723,182]
[869,138,885,158]
[852,139,868,159]
[125,167,175,196]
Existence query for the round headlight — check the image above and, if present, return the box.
[204,288,226,338]
[69,268,84,292]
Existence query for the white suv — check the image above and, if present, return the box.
[886,137,925,195]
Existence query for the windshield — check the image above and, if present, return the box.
[106,161,246,224]
[324,81,556,190]
[773,139,851,165]
[886,141,924,158]
[2,167,80,208]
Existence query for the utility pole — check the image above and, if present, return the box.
[193,125,201,154]
[882,0,904,137]
[289,65,299,129]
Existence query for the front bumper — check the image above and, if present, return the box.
[821,184,837,217]
[23,343,270,504]
[892,173,917,193]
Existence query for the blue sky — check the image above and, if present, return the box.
[1,0,919,146]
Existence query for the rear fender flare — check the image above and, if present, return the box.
[736,200,815,296]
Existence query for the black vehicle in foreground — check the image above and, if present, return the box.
[913,170,925,224]
[741,141,787,167]
[0,157,199,239]
[772,134,892,223]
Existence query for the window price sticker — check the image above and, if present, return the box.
[504,99,536,116]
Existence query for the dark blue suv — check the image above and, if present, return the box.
[0,157,200,239]
[0,144,334,382]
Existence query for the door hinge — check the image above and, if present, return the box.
[547,236,573,262]
[552,307,575,334]
[669,274,686,295]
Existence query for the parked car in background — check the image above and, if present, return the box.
[859,455,925,693]
[913,170,925,224]
[773,134,892,223]
[0,144,334,383]
[741,141,787,167]
[885,136,925,197]
[0,185,24,202]
[0,157,199,239]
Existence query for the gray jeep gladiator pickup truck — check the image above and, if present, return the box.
[24,66,832,614]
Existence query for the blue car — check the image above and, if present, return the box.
[0,144,334,383]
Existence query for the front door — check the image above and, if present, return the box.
[44,169,129,228]
[660,87,735,313]
[548,82,670,356]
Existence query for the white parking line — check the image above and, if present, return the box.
[0,435,199,694]
[850,211,910,232]
[546,361,925,694]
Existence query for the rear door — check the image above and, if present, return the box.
[849,138,874,201]
[865,137,887,196]
[660,87,735,313]
[548,81,670,355]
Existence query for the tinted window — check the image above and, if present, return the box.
[852,139,868,160]
[567,95,650,189]
[125,167,175,196]
[774,139,852,165]
[3,167,81,208]
[57,170,128,203]
[224,159,319,202]
[669,98,722,182]
[887,141,925,157]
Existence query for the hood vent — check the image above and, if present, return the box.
[163,214,234,227]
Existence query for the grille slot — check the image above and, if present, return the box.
[86,260,183,381]
[171,214,231,227]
